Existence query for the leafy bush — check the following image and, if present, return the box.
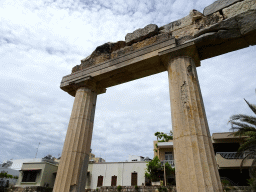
[0,171,17,179]
[247,177,256,191]
[158,186,167,192]
[145,156,161,182]
[117,185,122,192]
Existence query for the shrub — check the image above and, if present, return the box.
[117,185,122,192]
[158,186,167,192]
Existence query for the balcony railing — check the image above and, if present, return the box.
[161,160,175,167]
[217,152,256,159]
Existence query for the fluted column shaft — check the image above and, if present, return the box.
[53,87,97,192]
[167,56,222,192]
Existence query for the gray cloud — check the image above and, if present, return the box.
[0,0,255,163]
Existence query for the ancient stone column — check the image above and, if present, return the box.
[53,86,98,192]
[167,56,223,192]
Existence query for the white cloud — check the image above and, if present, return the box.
[0,0,255,164]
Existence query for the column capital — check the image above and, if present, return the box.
[67,76,106,96]
[159,41,201,69]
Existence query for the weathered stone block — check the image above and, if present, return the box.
[203,0,242,16]
[160,10,203,34]
[194,17,239,38]
[203,11,224,27]
[223,0,256,18]
[111,33,171,59]
[171,25,195,38]
[125,24,159,46]
[235,10,256,35]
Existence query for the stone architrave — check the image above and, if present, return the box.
[53,84,100,192]
[166,56,223,191]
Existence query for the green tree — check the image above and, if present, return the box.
[154,132,162,141]
[229,99,256,154]
[154,131,173,142]
[229,98,256,189]
[145,156,175,183]
[145,156,161,182]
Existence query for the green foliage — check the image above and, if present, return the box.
[145,156,161,182]
[164,162,175,176]
[158,186,167,192]
[229,99,256,152]
[117,185,122,191]
[247,177,256,190]
[96,188,99,192]
[221,179,230,186]
[0,172,15,179]
[229,98,256,176]
[154,131,173,142]
[229,96,256,191]
[135,185,139,191]
[145,156,175,183]
[221,179,233,191]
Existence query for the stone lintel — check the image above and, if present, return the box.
[60,38,176,96]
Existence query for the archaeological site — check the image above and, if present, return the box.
[53,0,256,191]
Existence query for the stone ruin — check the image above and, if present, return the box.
[71,0,256,74]
[53,0,256,192]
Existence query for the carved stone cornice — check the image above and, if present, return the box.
[67,76,106,96]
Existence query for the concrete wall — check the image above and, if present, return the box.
[39,163,57,188]
[153,141,174,161]
[15,162,57,188]
[16,163,45,187]
[158,148,174,161]
[216,154,253,168]
[86,162,147,189]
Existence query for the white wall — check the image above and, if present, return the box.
[128,155,144,162]
[86,162,147,189]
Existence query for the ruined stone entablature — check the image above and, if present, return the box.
[71,0,256,74]
[54,1,256,191]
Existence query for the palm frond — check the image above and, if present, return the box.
[244,99,256,115]
[238,138,256,152]
[229,122,256,134]
[230,114,256,126]
[230,124,256,137]
[245,131,256,137]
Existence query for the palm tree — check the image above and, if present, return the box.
[229,99,256,152]
[229,98,256,187]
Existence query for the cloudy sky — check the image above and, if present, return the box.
[0,0,255,163]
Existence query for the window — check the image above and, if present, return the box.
[165,152,173,160]
[22,170,40,182]
[131,172,137,186]
[97,175,103,187]
[111,175,117,186]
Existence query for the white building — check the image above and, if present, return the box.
[127,155,145,162]
[86,161,147,189]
